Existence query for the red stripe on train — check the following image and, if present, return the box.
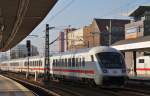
[17,68,94,74]
[53,69,95,74]
[136,68,150,71]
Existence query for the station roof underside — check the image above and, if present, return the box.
[0,0,57,52]
[112,36,150,51]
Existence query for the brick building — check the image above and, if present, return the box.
[84,19,129,47]
[63,19,129,51]
[65,28,85,51]
[58,32,65,52]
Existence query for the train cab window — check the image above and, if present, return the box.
[72,58,75,67]
[96,52,125,68]
[91,55,94,62]
[139,59,144,63]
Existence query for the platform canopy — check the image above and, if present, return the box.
[0,0,57,52]
[112,36,150,52]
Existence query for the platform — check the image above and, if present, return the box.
[0,75,34,96]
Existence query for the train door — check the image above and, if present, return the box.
[75,55,81,79]
[137,57,146,77]
[145,57,150,77]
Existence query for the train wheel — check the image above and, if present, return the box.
[88,79,97,87]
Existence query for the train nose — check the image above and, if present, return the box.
[102,76,126,86]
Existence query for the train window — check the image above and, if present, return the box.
[56,59,58,67]
[82,58,85,67]
[38,61,40,66]
[53,60,55,67]
[33,61,34,66]
[32,61,34,66]
[59,59,61,67]
[91,55,94,62]
[72,58,75,67]
[35,61,37,66]
[61,59,63,67]
[33,61,35,66]
[68,58,71,67]
[58,59,60,67]
[39,61,41,66]
[76,58,78,67]
[35,61,36,66]
[40,61,42,66]
[139,59,144,63]
[79,58,82,67]
[29,61,31,66]
[35,61,38,66]
[65,58,67,67]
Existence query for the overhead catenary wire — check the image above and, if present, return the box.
[100,0,139,18]
[32,0,75,35]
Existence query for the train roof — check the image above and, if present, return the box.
[52,46,119,56]
[1,56,44,62]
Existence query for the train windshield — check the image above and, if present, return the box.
[96,52,125,68]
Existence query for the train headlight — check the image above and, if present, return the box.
[102,69,108,73]
[122,69,126,73]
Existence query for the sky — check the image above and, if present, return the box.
[2,0,150,56]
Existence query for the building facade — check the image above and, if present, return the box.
[125,6,150,39]
[84,19,129,47]
[65,28,85,51]
[58,32,65,52]
[10,44,39,59]
[63,19,129,51]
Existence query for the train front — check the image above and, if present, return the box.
[95,50,127,86]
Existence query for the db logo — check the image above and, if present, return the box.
[113,70,117,74]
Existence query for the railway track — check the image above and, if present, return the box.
[101,87,150,96]
[2,75,59,96]
[2,73,84,96]
[2,72,150,96]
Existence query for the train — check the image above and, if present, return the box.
[136,56,150,77]
[0,46,127,86]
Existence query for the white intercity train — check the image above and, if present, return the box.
[136,56,150,77]
[0,46,127,86]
